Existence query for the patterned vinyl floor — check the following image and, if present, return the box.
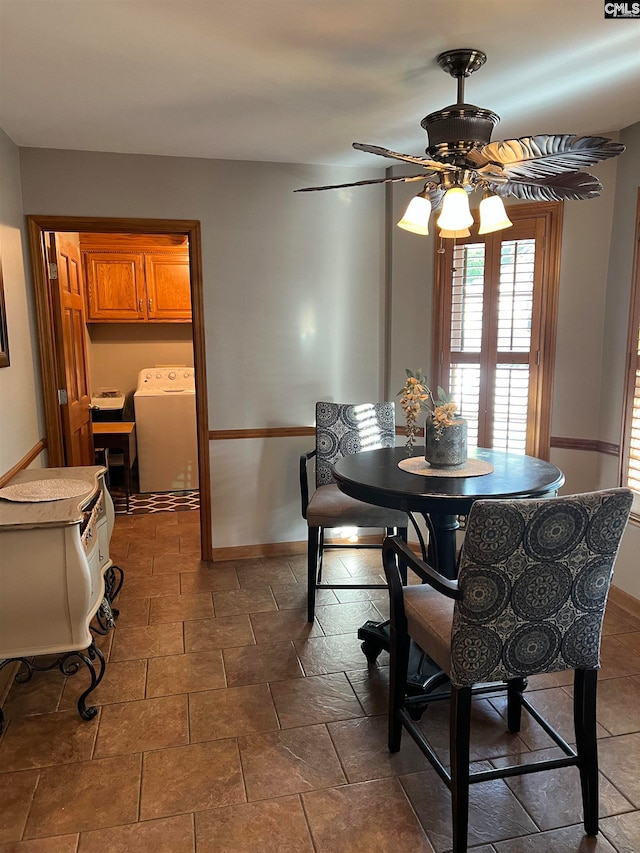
[111,489,200,515]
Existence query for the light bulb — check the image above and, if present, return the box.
[478,194,513,234]
[397,194,431,235]
[436,187,474,231]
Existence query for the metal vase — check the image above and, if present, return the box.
[424,418,468,468]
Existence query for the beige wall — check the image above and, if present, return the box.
[3,128,638,595]
[387,127,640,598]
[599,121,640,598]
[17,148,385,548]
[0,129,45,474]
[87,324,195,416]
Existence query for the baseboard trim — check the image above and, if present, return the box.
[212,540,306,561]
[609,585,640,620]
[0,439,47,488]
[211,534,390,562]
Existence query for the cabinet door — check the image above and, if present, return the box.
[84,252,146,321]
[144,251,192,321]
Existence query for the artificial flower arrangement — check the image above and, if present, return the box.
[397,369,458,454]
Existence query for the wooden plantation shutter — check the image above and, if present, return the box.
[621,189,640,514]
[626,350,640,493]
[433,202,562,458]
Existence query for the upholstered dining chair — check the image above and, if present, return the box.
[381,488,633,853]
[300,401,408,622]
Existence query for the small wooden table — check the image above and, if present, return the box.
[92,423,137,512]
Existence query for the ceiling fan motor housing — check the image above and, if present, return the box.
[422,104,500,162]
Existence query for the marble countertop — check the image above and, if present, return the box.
[0,466,105,530]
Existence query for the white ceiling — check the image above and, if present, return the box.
[1,0,639,168]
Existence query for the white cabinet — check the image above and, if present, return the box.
[0,466,120,728]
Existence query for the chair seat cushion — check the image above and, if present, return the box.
[306,484,408,529]
[404,584,455,677]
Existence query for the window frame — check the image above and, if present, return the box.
[620,188,640,517]
[432,201,563,460]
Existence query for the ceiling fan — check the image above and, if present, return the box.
[296,49,625,237]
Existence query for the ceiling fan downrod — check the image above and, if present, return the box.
[422,48,499,163]
[436,48,487,103]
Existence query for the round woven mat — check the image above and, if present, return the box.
[0,479,92,502]
[398,456,494,478]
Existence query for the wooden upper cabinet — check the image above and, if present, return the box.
[81,235,191,323]
[84,252,146,321]
[145,251,191,320]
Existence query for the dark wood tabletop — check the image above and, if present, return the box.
[333,446,565,515]
[333,447,565,578]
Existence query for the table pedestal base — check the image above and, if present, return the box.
[357,620,448,694]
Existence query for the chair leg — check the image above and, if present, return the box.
[388,625,410,752]
[574,669,599,836]
[388,527,409,584]
[307,526,320,622]
[450,685,472,853]
[506,677,527,733]
[317,528,325,583]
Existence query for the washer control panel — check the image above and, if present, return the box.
[137,367,195,391]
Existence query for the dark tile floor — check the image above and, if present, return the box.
[1,509,639,852]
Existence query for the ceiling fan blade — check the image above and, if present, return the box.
[295,173,433,192]
[474,134,625,181]
[484,171,603,202]
[353,142,452,172]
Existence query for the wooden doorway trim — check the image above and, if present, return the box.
[26,215,212,560]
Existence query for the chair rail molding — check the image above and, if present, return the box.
[0,439,47,488]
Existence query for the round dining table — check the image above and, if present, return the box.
[333,445,565,579]
[333,445,565,682]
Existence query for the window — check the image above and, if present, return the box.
[621,190,640,515]
[432,203,563,458]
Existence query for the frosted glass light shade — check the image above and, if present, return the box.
[436,187,474,231]
[397,195,431,235]
[478,194,513,234]
[440,227,471,238]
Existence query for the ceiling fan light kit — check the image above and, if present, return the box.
[478,193,513,235]
[297,48,625,239]
[436,186,474,231]
[397,192,432,235]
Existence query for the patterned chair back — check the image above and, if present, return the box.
[450,489,633,687]
[315,402,397,487]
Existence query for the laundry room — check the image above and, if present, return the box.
[78,232,199,513]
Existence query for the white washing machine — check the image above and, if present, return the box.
[133,367,199,493]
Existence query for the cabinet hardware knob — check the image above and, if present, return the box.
[138,299,143,312]
[148,298,153,312]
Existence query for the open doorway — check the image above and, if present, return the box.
[26,216,212,560]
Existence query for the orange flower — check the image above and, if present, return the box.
[397,369,459,453]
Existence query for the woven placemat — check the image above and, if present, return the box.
[0,479,92,502]
[398,457,494,478]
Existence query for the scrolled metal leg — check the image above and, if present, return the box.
[71,642,106,722]
[0,643,107,727]
[104,564,124,607]
[92,596,116,635]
